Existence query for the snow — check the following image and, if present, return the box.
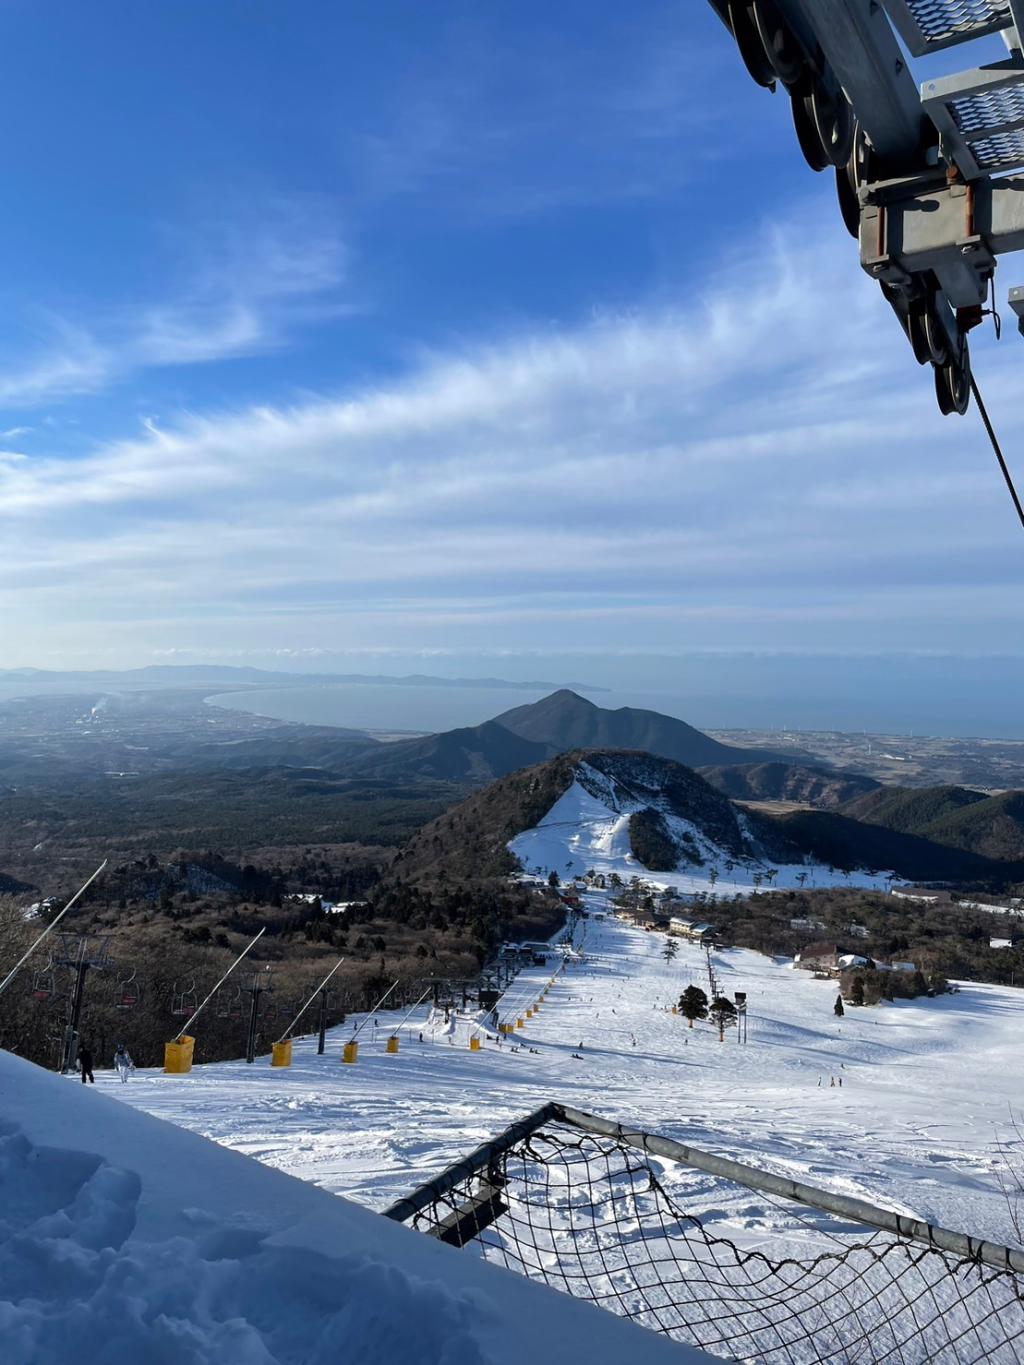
[0,1043,703,1365]
[24,868,1024,1359]
[104,903,1024,1261]
[508,774,898,895]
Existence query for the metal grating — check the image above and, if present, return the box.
[950,82,1024,133]
[885,0,1013,54]
[969,126,1024,165]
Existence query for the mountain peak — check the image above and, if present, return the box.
[496,691,788,769]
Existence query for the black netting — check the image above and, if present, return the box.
[402,1123,1024,1364]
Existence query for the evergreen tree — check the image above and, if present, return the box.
[850,976,865,1006]
[709,995,737,1041]
[679,985,708,1028]
[834,994,844,1017]
[547,870,560,889]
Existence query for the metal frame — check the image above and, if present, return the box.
[705,0,1024,414]
[385,1101,1024,1275]
[921,56,1024,178]
[883,1,1014,57]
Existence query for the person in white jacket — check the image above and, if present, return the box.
[114,1043,135,1083]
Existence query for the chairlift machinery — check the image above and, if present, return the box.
[706,0,1024,417]
[51,932,112,1073]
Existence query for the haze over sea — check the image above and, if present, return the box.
[205,652,1024,740]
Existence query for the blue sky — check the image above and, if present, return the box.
[1,1,1022,730]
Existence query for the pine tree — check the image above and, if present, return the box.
[679,985,708,1028]
[834,994,845,1017]
[709,995,737,1041]
[850,976,865,1007]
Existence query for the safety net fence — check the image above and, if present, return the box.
[383,1103,1024,1365]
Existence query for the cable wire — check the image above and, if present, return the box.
[970,374,1024,531]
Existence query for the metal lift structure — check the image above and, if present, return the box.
[706,0,1024,415]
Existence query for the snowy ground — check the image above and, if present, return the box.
[0,1037,703,1365]
[508,776,898,895]
[105,897,1023,1253]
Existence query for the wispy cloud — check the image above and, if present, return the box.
[1,206,1021,664]
[0,200,349,410]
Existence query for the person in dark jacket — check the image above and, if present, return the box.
[79,1045,95,1084]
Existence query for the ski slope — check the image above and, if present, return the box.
[0,1040,703,1365]
[107,899,1023,1254]
[508,776,897,895]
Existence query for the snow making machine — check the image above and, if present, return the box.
[705,0,1024,415]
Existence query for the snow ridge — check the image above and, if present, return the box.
[509,759,897,896]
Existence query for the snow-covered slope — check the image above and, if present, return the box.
[508,762,897,894]
[106,906,1023,1252]
[0,1046,703,1365]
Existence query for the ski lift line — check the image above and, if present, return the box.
[275,957,346,1044]
[971,373,1024,531]
[391,986,435,1038]
[0,860,107,999]
[172,927,266,1041]
[347,979,401,1043]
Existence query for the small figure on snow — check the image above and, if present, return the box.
[114,1043,134,1083]
[79,1044,95,1085]
[834,995,845,1018]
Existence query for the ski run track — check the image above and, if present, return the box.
[109,894,1023,1256]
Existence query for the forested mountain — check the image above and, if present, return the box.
[392,748,1022,887]
[495,690,787,767]
[842,785,1024,862]
[342,720,552,783]
[699,761,879,808]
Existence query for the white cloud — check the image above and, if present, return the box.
[1,207,1021,665]
[0,203,349,410]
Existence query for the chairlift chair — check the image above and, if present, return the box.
[216,984,244,1021]
[115,967,139,1010]
[171,974,198,1018]
[31,960,55,1002]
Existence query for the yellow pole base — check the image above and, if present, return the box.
[342,1041,358,1064]
[516,1017,525,1029]
[163,1035,195,1074]
[469,1036,481,1051]
[386,1035,399,1054]
[271,1040,292,1068]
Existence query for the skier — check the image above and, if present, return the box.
[114,1043,134,1083]
[79,1044,95,1085]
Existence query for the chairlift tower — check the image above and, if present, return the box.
[706,0,1024,415]
[242,965,274,1064]
[52,931,111,1073]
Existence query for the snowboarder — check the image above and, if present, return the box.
[114,1043,134,1083]
[79,1044,95,1084]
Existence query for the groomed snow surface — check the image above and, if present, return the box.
[508,775,898,894]
[27,898,1016,1362]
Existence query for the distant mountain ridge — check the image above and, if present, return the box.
[842,785,1024,862]
[0,666,604,694]
[496,690,787,768]
[700,761,880,808]
[343,721,551,783]
[393,748,1020,887]
[350,689,791,784]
